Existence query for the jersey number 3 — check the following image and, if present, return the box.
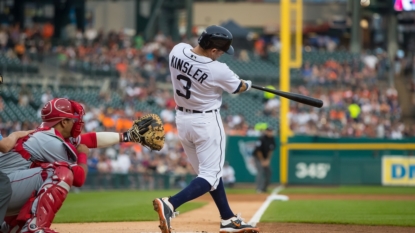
[176,75,191,99]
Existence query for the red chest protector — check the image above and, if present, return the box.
[14,127,79,167]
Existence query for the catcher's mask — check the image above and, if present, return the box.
[198,25,234,55]
[40,98,85,138]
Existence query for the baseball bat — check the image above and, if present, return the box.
[251,84,323,108]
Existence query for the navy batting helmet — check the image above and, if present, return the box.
[198,25,234,55]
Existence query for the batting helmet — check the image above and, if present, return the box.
[40,98,85,138]
[198,25,234,55]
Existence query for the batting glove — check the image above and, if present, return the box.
[245,80,252,91]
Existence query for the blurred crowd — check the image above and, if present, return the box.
[287,50,413,139]
[1,23,414,140]
[1,23,415,181]
[54,29,179,82]
[0,23,53,62]
[288,84,409,138]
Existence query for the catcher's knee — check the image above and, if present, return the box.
[41,163,74,187]
[42,162,84,187]
[52,166,74,187]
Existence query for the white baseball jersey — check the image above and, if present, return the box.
[169,43,242,190]
[170,43,241,111]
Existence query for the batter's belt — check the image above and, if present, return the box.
[177,106,218,114]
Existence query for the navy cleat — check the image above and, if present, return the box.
[152,197,178,233]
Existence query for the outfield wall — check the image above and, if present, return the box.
[225,136,415,186]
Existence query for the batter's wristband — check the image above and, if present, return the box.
[120,132,130,142]
[77,152,87,164]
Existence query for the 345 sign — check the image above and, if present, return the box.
[295,162,331,179]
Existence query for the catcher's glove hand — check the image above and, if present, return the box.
[128,113,165,151]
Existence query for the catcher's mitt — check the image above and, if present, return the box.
[128,113,165,151]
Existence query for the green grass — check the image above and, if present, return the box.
[54,186,415,225]
[280,186,415,195]
[261,200,415,226]
[55,190,206,223]
[224,188,259,194]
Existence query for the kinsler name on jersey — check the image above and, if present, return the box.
[170,55,209,84]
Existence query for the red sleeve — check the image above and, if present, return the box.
[79,132,98,148]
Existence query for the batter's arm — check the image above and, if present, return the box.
[0,130,34,153]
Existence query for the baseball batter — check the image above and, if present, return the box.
[0,98,162,233]
[153,25,260,233]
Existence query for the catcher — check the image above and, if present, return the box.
[0,98,164,233]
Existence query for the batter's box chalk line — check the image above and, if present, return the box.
[249,185,289,226]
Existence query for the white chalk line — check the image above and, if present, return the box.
[249,185,289,225]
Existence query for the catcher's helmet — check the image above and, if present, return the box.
[40,98,85,137]
[198,25,234,55]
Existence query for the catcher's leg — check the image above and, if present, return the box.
[2,167,46,233]
[0,171,12,223]
[19,163,73,233]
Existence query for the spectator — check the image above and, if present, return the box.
[348,102,361,122]
[88,149,100,173]
[97,154,112,174]
[42,22,54,40]
[239,50,250,62]
[41,89,53,105]
[112,147,131,174]
[263,97,280,117]
[134,33,145,50]
[18,84,31,107]
[14,42,25,60]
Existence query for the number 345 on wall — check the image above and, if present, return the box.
[296,163,331,179]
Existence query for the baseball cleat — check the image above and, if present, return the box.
[152,197,178,233]
[219,214,260,233]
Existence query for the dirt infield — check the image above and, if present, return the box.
[52,193,415,233]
